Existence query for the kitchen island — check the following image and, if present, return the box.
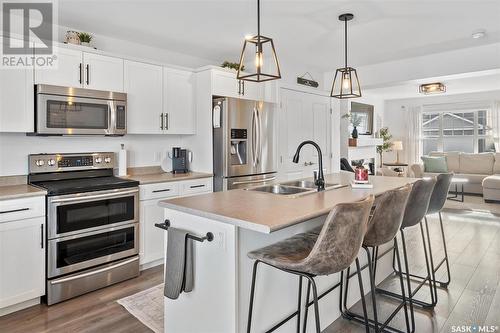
[158,173,416,333]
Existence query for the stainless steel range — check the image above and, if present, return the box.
[28,152,140,305]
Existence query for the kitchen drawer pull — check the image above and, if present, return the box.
[50,257,139,285]
[152,189,171,193]
[189,184,205,189]
[0,207,29,214]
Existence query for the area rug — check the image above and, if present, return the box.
[444,194,500,216]
[117,284,164,333]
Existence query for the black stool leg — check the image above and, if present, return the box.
[423,218,439,303]
[247,260,259,333]
[364,246,379,332]
[438,211,452,287]
[297,276,302,333]
[393,238,412,333]
[302,280,311,333]
[304,275,321,333]
[400,231,416,332]
[355,258,370,333]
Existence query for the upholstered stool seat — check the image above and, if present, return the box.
[248,232,318,272]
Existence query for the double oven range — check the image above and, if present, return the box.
[29,152,140,305]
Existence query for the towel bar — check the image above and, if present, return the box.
[155,219,214,242]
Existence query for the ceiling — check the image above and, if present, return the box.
[364,70,500,100]
[58,0,500,72]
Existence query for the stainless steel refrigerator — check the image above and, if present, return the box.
[212,97,277,191]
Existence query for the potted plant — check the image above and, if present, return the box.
[221,61,244,72]
[376,127,393,167]
[78,32,93,47]
[341,112,362,139]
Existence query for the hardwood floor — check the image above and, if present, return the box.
[1,208,499,333]
[0,265,163,333]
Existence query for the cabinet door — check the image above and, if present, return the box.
[125,60,163,134]
[139,199,166,265]
[212,72,240,99]
[0,62,34,132]
[0,217,45,309]
[83,53,124,92]
[239,80,262,101]
[35,47,82,88]
[163,67,195,134]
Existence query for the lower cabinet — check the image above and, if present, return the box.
[139,177,212,268]
[0,197,45,315]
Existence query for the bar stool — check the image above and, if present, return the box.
[246,196,374,333]
[341,184,413,333]
[395,173,453,289]
[375,178,437,310]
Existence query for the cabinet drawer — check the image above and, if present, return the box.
[180,178,213,196]
[0,196,45,223]
[140,182,180,201]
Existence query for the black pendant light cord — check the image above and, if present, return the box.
[344,17,348,70]
[257,0,261,48]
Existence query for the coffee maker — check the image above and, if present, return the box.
[171,147,190,174]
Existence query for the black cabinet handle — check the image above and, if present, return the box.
[79,63,82,84]
[238,80,241,95]
[0,207,29,214]
[86,64,90,85]
[190,184,205,189]
[242,81,245,95]
[40,224,44,249]
[152,189,171,193]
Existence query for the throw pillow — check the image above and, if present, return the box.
[421,156,448,173]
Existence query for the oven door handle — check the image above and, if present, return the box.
[49,256,139,285]
[50,189,138,204]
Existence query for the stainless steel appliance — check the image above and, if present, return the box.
[34,84,127,136]
[28,152,140,305]
[212,97,276,191]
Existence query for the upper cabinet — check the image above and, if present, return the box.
[163,67,195,134]
[124,60,163,134]
[211,69,276,103]
[35,46,124,92]
[83,53,124,92]
[0,38,34,133]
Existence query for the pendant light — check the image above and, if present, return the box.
[331,13,361,99]
[237,0,281,82]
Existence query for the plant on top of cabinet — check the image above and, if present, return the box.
[221,61,244,72]
[78,32,93,47]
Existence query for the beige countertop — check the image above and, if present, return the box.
[159,173,417,233]
[0,184,47,200]
[126,171,212,185]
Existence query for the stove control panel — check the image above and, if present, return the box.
[29,153,115,173]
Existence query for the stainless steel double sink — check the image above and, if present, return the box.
[246,180,346,197]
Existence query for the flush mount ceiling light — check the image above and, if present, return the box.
[237,0,281,82]
[471,29,486,39]
[419,82,446,95]
[331,13,361,99]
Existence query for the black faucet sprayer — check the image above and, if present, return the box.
[292,140,325,191]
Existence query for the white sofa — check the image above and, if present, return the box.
[411,151,500,201]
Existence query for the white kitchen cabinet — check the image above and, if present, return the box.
[163,67,195,134]
[138,177,212,267]
[83,53,124,92]
[0,196,45,316]
[0,53,34,132]
[35,47,124,92]
[278,89,331,180]
[125,60,163,134]
[212,70,264,102]
[35,46,83,88]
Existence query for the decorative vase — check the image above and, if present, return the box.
[355,166,369,182]
[352,126,358,139]
[65,31,80,45]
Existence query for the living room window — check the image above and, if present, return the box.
[421,109,494,155]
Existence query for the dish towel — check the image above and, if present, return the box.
[164,227,194,300]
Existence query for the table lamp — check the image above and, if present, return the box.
[392,141,403,164]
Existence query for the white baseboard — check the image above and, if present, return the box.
[0,297,40,317]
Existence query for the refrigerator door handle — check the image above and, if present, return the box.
[256,106,262,165]
[251,107,258,167]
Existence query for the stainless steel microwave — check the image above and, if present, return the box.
[34,84,127,136]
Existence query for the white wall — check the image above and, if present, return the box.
[383,90,500,163]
